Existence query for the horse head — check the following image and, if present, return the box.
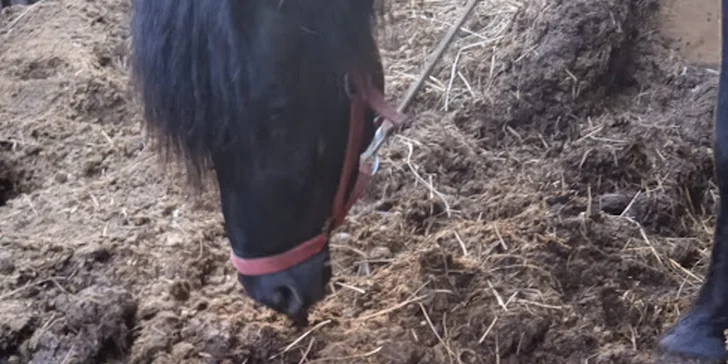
[129,0,405,323]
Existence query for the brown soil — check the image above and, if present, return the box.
[0,0,721,363]
[659,0,721,66]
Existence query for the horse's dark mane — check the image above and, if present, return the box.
[130,0,379,189]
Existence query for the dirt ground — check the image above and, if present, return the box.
[0,0,723,363]
[659,0,720,66]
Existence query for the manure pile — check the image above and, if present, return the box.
[0,0,721,363]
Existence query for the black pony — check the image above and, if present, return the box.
[129,0,406,324]
[657,0,728,362]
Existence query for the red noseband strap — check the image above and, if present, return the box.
[230,68,409,276]
[230,234,328,276]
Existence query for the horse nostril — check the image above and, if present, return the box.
[271,285,293,309]
[270,284,307,318]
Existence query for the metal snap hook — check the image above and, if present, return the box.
[360,121,392,162]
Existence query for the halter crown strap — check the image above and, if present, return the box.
[230,69,408,276]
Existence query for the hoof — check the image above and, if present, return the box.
[657,309,727,363]
[655,350,725,364]
[657,333,726,362]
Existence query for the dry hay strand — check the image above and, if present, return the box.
[379,0,524,114]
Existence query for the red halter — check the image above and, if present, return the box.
[230,68,409,276]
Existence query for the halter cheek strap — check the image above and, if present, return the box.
[230,68,409,277]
